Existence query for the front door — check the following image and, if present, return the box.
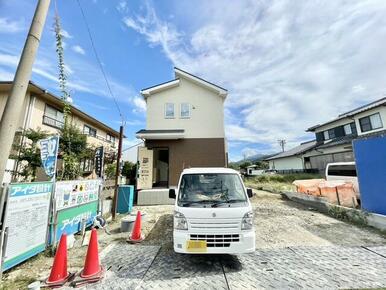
[137,146,153,190]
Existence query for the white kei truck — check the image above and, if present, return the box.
[169,168,256,254]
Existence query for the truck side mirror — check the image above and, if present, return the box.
[247,188,253,198]
[169,188,176,199]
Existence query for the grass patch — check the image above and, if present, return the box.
[245,173,322,194]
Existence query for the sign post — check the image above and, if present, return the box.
[39,135,59,181]
[95,146,104,178]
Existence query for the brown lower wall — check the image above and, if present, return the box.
[145,138,227,186]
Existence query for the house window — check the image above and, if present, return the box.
[43,105,64,129]
[180,103,191,118]
[107,133,115,143]
[84,125,97,137]
[165,103,175,118]
[323,131,329,140]
[328,129,335,139]
[359,113,383,132]
[344,124,352,135]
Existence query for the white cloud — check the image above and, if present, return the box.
[60,29,72,39]
[121,0,386,153]
[117,1,128,13]
[72,45,85,55]
[132,96,146,112]
[0,18,25,33]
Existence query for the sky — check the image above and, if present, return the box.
[1,0,386,162]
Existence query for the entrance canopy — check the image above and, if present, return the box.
[136,129,185,140]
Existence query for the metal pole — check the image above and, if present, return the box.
[112,125,123,220]
[0,0,51,184]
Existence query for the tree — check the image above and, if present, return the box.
[121,161,137,185]
[239,161,252,170]
[11,128,48,181]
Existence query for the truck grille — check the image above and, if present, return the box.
[188,219,240,230]
[190,234,240,248]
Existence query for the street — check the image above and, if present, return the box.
[82,191,386,289]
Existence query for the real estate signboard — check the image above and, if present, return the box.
[54,201,98,239]
[2,182,52,271]
[51,179,101,242]
[55,179,101,210]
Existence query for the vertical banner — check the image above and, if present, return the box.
[2,182,52,271]
[39,136,59,179]
[95,146,104,178]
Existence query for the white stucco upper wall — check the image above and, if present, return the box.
[145,76,225,138]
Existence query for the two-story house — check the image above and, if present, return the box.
[135,68,228,190]
[266,97,386,173]
[0,81,120,183]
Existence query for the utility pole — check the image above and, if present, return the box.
[0,0,51,184]
[278,139,286,152]
[112,125,123,220]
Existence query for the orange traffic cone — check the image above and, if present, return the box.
[80,229,103,279]
[46,234,70,286]
[128,211,144,243]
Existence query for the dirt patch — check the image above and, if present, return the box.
[251,190,386,248]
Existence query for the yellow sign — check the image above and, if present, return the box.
[186,240,207,253]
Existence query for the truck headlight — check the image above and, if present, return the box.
[241,211,253,230]
[174,211,188,230]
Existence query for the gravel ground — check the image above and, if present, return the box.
[2,190,386,289]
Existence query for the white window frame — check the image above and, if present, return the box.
[323,130,329,140]
[164,103,175,119]
[84,125,97,137]
[343,124,352,135]
[180,103,191,119]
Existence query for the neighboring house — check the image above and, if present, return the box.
[266,140,317,172]
[0,81,120,182]
[135,67,228,189]
[305,97,386,172]
[269,97,386,174]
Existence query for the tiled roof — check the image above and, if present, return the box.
[265,140,317,160]
[316,129,386,149]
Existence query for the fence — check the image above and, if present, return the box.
[0,179,102,272]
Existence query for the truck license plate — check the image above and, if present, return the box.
[186,240,207,252]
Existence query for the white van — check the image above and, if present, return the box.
[169,168,256,254]
[325,162,359,194]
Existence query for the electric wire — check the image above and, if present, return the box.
[76,0,125,125]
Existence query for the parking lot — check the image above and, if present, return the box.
[84,191,386,289]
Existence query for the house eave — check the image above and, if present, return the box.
[140,79,180,98]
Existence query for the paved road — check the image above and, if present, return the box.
[85,191,386,289]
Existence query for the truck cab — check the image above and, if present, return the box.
[169,168,256,254]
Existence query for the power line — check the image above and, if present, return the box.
[76,0,125,124]
[121,141,143,153]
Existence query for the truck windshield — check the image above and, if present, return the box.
[178,173,247,206]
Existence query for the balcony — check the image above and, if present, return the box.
[42,115,64,129]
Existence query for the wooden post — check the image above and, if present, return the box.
[112,125,123,220]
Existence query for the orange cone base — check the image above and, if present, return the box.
[71,267,105,287]
[44,272,74,288]
[127,233,144,243]
[80,265,104,279]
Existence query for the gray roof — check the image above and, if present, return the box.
[307,97,386,132]
[316,129,386,149]
[265,140,317,160]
